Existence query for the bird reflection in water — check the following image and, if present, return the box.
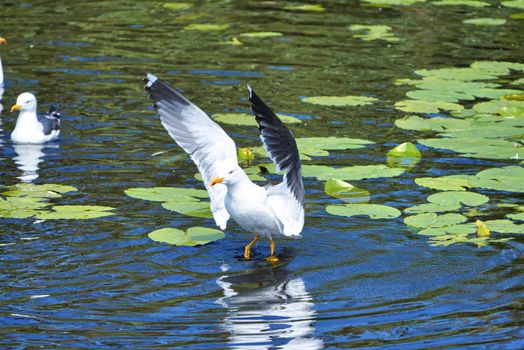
[217,254,323,349]
[13,143,58,183]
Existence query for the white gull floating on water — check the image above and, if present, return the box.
[145,74,304,262]
[11,92,61,144]
[0,36,6,88]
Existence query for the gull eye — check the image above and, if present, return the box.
[228,169,234,175]
[26,100,31,103]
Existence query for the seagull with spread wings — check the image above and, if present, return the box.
[145,74,304,262]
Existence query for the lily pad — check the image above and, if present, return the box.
[463,18,506,26]
[213,113,301,126]
[349,24,399,42]
[404,202,461,214]
[184,24,230,31]
[301,95,377,107]
[125,187,208,201]
[326,204,401,219]
[362,0,427,5]
[395,100,464,113]
[471,166,524,193]
[2,183,77,198]
[415,176,472,191]
[478,219,524,233]
[387,142,421,169]
[162,2,192,10]
[324,178,370,203]
[395,115,470,132]
[239,32,283,38]
[284,4,325,11]
[432,0,490,8]
[502,0,524,9]
[404,212,467,229]
[148,226,224,246]
[302,164,405,181]
[297,137,374,150]
[427,191,489,207]
[35,205,115,220]
[417,137,520,160]
[162,201,213,218]
[507,212,524,221]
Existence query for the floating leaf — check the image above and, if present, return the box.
[35,205,115,220]
[418,223,476,236]
[476,220,490,237]
[395,99,464,113]
[463,18,506,26]
[432,0,490,8]
[324,178,370,203]
[473,99,524,116]
[301,95,377,107]
[404,213,467,229]
[302,164,405,181]
[417,137,520,160]
[297,137,374,150]
[507,212,524,221]
[2,183,77,198]
[395,115,470,132]
[479,219,524,233]
[415,176,472,191]
[125,187,208,201]
[162,201,212,218]
[502,0,524,9]
[326,204,401,219]
[284,4,325,11]
[510,12,524,19]
[184,24,230,31]
[427,191,489,207]
[239,32,283,38]
[387,142,421,169]
[362,0,427,5]
[148,226,224,246]
[349,24,399,42]
[213,113,301,126]
[162,2,192,10]
[405,202,460,214]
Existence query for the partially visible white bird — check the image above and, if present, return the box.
[0,36,6,88]
[11,92,61,144]
[145,74,304,262]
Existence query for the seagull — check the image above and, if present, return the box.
[0,36,6,88]
[11,92,61,144]
[145,74,304,262]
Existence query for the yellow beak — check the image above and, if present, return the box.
[0,37,6,45]
[11,104,22,112]
[210,177,224,186]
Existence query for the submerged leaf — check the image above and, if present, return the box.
[324,178,370,203]
[326,204,401,219]
[148,226,224,246]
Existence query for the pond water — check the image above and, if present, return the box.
[1,1,523,348]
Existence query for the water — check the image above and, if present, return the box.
[1,1,523,348]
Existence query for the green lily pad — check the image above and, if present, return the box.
[510,12,524,19]
[148,226,224,246]
[473,99,524,116]
[507,212,524,221]
[404,202,461,214]
[479,219,524,233]
[362,0,427,5]
[301,95,377,107]
[284,4,325,11]
[239,32,283,38]
[502,0,524,9]
[395,115,470,132]
[472,166,524,193]
[432,0,490,7]
[418,223,476,236]
[302,164,405,181]
[326,204,401,219]
[125,187,208,201]
[415,176,472,191]
[184,24,230,31]
[162,2,192,10]
[404,212,467,229]
[297,137,374,150]
[2,183,77,198]
[427,191,489,207]
[395,100,464,113]
[162,201,213,218]
[349,24,399,42]
[387,142,421,169]
[417,137,520,160]
[324,178,370,203]
[213,113,301,126]
[463,18,507,26]
[415,67,498,81]
[35,205,115,220]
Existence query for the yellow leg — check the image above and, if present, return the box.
[266,239,279,263]
[244,234,259,260]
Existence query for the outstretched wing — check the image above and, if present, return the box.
[248,86,304,236]
[145,74,237,229]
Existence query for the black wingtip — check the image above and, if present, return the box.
[47,106,61,119]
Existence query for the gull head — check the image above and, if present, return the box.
[11,92,37,113]
[210,167,243,187]
[0,37,6,45]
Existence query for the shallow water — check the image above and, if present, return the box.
[1,1,523,348]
